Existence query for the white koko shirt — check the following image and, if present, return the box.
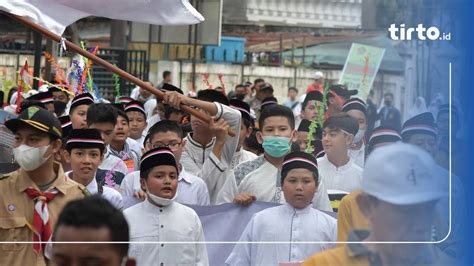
[226,202,336,265]
[124,200,209,266]
[317,155,363,193]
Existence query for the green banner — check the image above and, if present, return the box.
[339,43,385,100]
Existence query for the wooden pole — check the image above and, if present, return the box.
[6,12,235,136]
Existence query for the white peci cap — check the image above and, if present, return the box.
[362,142,446,205]
[314,71,324,80]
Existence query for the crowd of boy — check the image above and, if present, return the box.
[0,70,462,266]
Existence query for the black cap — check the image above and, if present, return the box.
[303,91,324,104]
[368,126,401,152]
[27,91,54,104]
[111,103,125,112]
[70,92,94,111]
[437,104,458,120]
[161,83,184,94]
[58,115,72,139]
[197,89,229,106]
[342,98,367,115]
[229,99,252,123]
[281,151,318,182]
[118,96,134,105]
[260,83,274,93]
[140,147,178,174]
[5,106,62,139]
[261,96,278,110]
[298,119,322,139]
[124,100,146,117]
[328,84,358,99]
[401,112,437,141]
[66,128,105,151]
[297,119,311,132]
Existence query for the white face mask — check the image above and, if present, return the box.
[353,129,366,144]
[13,144,51,171]
[145,183,177,207]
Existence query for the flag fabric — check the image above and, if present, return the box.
[0,0,204,36]
[122,198,337,266]
[16,60,30,113]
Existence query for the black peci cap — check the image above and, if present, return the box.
[140,147,178,174]
[66,128,105,151]
[401,112,437,141]
[229,99,252,123]
[281,151,319,182]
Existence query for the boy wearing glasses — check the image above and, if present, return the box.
[120,120,210,205]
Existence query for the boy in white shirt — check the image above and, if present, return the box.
[120,120,210,205]
[87,103,129,187]
[64,128,123,209]
[124,147,208,266]
[217,104,331,211]
[226,151,336,265]
[342,98,368,168]
[318,113,363,206]
[229,98,258,168]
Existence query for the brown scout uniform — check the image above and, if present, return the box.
[0,162,86,266]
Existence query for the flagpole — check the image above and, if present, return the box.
[6,12,235,136]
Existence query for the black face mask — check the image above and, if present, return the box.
[384,100,392,107]
[235,93,245,100]
[53,100,67,116]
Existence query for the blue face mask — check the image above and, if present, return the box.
[262,136,291,158]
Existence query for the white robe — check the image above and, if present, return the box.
[216,158,332,212]
[226,203,336,265]
[124,200,209,266]
[231,148,258,169]
[181,103,241,204]
[317,155,363,193]
[348,143,365,168]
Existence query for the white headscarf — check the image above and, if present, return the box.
[408,96,428,119]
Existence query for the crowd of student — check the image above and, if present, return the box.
[0,70,464,266]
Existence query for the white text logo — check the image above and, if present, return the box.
[388,24,451,41]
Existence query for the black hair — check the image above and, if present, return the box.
[258,104,295,130]
[254,78,264,85]
[116,109,130,124]
[281,170,318,184]
[87,103,118,126]
[323,112,359,135]
[288,87,298,93]
[164,105,186,120]
[244,129,264,154]
[235,84,245,89]
[7,87,17,104]
[54,196,129,258]
[148,120,184,141]
[140,168,152,180]
[197,89,229,105]
[302,98,319,111]
[242,118,252,129]
[163,70,172,79]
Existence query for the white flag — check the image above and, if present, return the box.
[0,0,204,35]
